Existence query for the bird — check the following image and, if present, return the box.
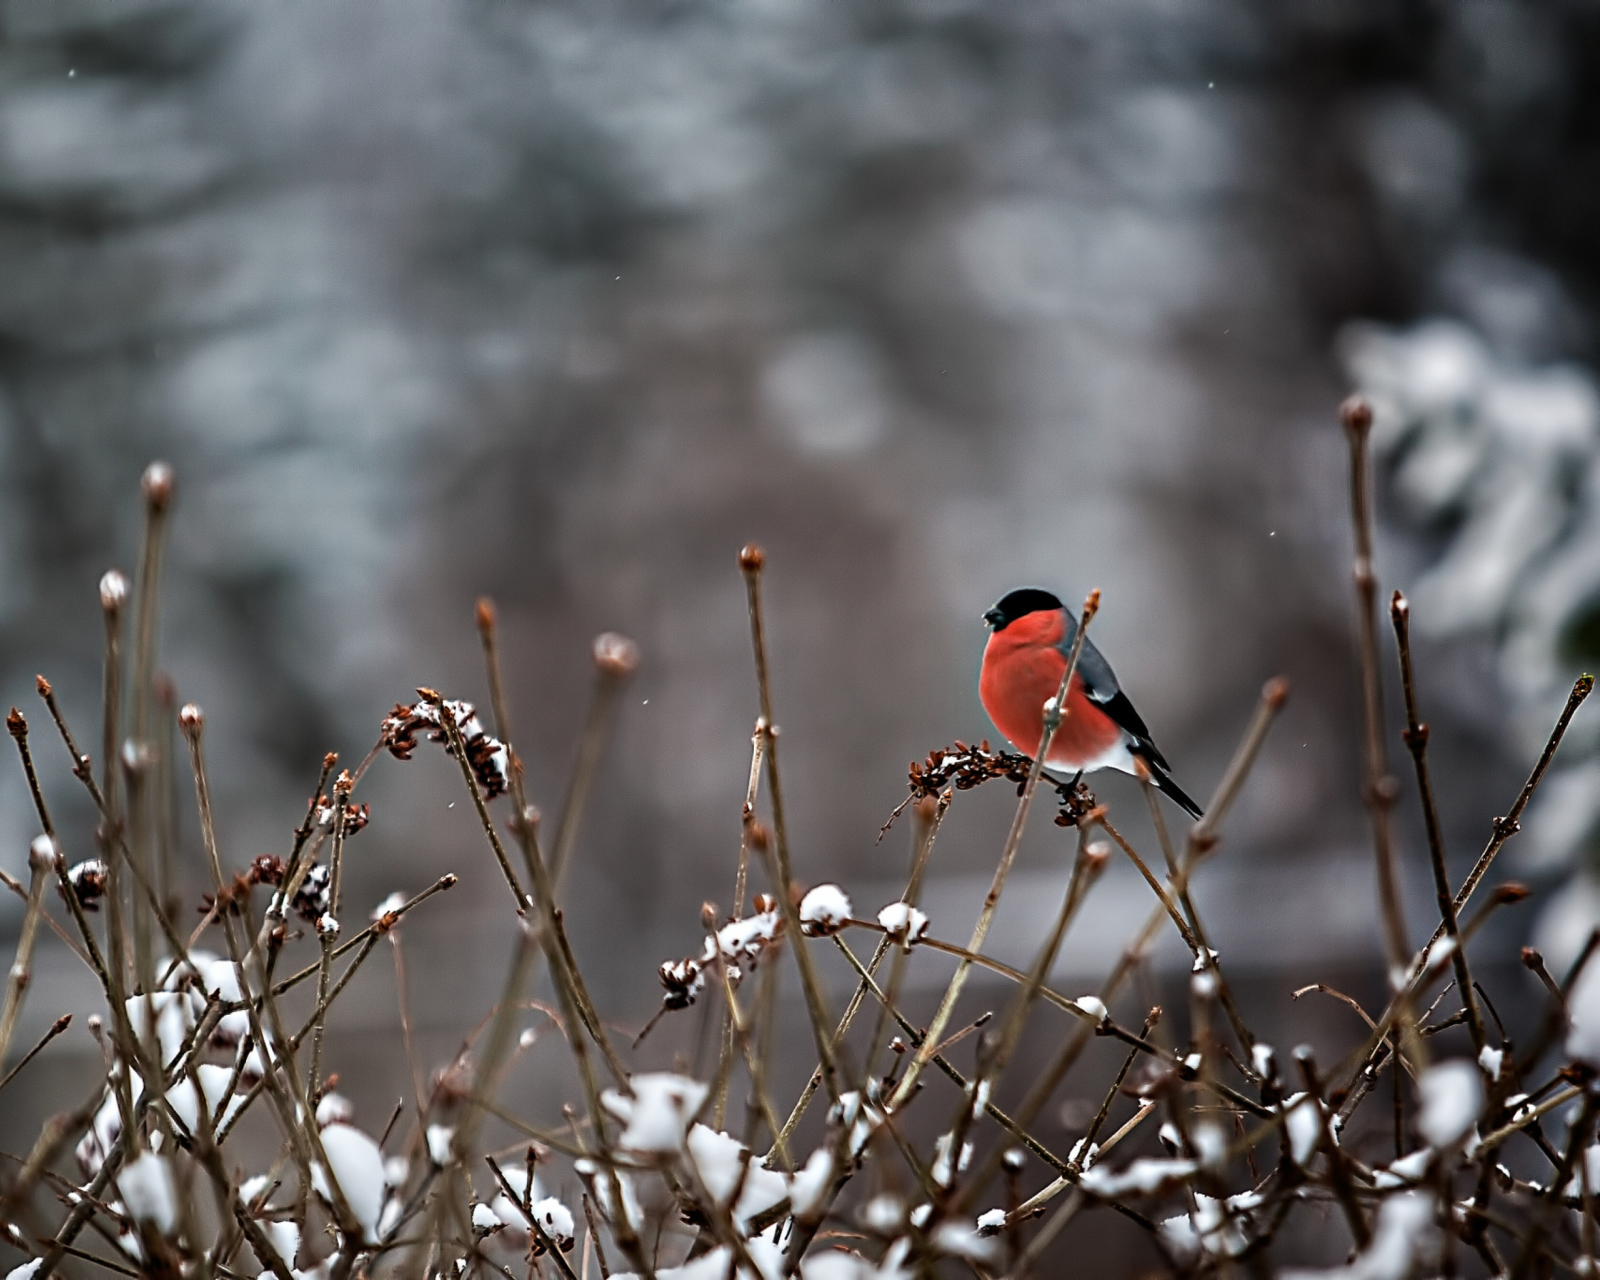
[979,587,1203,819]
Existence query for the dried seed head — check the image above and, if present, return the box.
[592,631,639,678]
[738,543,765,573]
[1002,1147,1026,1174]
[1083,840,1111,869]
[1521,946,1542,969]
[178,703,204,733]
[141,461,175,512]
[1391,591,1409,622]
[476,596,496,635]
[700,901,718,930]
[99,570,129,613]
[1339,395,1373,436]
[333,769,354,797]
[6,708,25,741]
[1262,676,1290,709]
[1082,587,1101,620]
[1494,882,1530,905]
[35,675,51,697]
[749,821,771,851]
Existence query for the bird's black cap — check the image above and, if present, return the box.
[983,588,1063,631]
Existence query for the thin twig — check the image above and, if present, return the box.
[739,545,849,1107]
[769,790,948,1165]
[1438,671,1593,940]
[1392,590,1484,1054]
[549,633,637,888]
[1341,396,1409,986]
[0,841,54,1068]
[0,1014,72,1095]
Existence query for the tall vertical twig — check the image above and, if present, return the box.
[99,570,129,999]
[126,466,173,994]
[549,633,637,888]
[739,544,847,1106]
[1341,395,1409,986]
[1391,591,1483,1054]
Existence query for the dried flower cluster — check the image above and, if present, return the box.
[3,422,1600,1280]
[384,696,511,799]
[658,894,786,1012]
[892,741,1097,835]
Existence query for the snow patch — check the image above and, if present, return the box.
[603,1074,709,1154]
[799,885,853,936]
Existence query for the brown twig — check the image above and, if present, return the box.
[1438,672,1593,939]
[1341,396,1409,986]
[739,544,848,1106]
[1392,590,1484,1054]
[0,839,55,1068]
[549,633,637,888]
[0,1014,72,1095]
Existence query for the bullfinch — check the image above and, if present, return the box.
[979,587,1203,819]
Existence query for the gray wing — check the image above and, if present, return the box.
[1057,616,1170,771]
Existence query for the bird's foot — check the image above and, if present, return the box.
[1052,778,1099,826]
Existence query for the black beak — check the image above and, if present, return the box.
[983,608,1005,630]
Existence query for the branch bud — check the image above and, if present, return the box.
[1339,395,1373,436]
[99,570,129,614]
[476,597,496,636]
[178,703,204,734]
[141,461,175,512]
[592,632,639,679]
[738,543,765,573]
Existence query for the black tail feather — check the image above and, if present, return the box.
[1144,757,1204,821]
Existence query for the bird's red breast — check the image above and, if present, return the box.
[979,609,1124,768]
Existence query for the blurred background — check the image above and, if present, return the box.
[3,0,1600,1271]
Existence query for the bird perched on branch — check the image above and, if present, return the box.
[980,587,1203,819]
